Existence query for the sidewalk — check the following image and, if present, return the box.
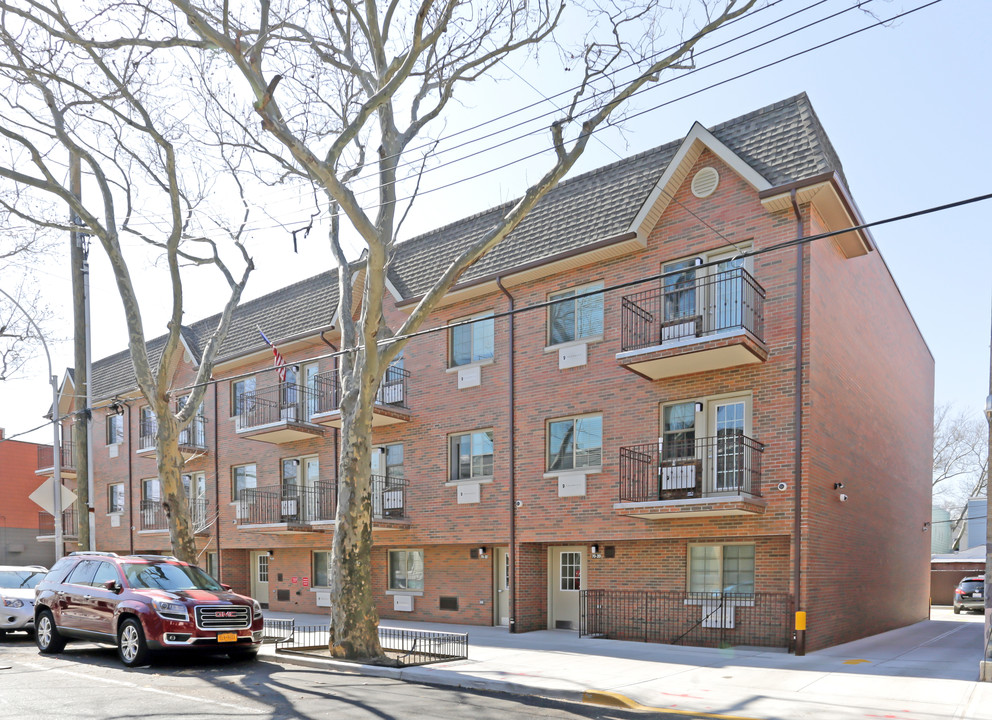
[261,607,991,720]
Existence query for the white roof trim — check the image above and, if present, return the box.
[179,333,199,368]
[627,122,772,239]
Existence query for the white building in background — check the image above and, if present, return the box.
[931,506,952,554]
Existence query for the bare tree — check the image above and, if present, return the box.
[0,1,255,563]
[162,0,764,660]
[932,403,989,549]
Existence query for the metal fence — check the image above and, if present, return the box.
[37,506,78,538]
[139,498,209,532]
[178,415,208,451]
[238,477,406,526]
[620,268,765,352]
[313,365,410,414]
[238,382,322,429]
[274,623,468,666]
[581,589,793,649]
[37,441,75,471]
[618,435,764,502]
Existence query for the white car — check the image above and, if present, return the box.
[0,565,48,636]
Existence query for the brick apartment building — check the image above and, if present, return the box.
[43,94,933,652]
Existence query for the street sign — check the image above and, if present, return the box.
[29,478,77,516]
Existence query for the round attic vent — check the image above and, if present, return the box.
[691,166,719,198]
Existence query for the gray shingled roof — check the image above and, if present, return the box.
[388,92,845,297]
[90,93,842,398]
[91,271,339,399]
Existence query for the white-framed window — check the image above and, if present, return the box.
[547,282,604,346]
[257,553,269,583]
[138,406,156,449]
[106,413,124,445]
[232,463,257,501]
[662,402,696,460]
[108,483,125,513]
[450,313,495,367]
[547,414,602,471]
[388,549,424,591]
[205,552,219,580]
[688,543,755,595]
[560,551,581,591]
[141,477,161,502]
[661,246,753,335]
[661,394,752,492]
[449,430,494,481]
[231,376,256,416]
[313,550,331,587]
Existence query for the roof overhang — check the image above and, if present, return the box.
[759,171,873,258]
[627,121,773,240]
[212,324,339,374]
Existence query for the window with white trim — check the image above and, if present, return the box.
[548,282,603,346]
[232,464,257,501]
[547,414,602,471]
[688,544,755,594]
[108,483,125,513]
[449,430,494,481]
[450,313,495,367]
[106,413,124,445]
[313,551,331,587]
[388,549,424,591]
[231,376,256,416]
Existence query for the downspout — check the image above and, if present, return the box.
[320,332,340,480]
[213,380,221,581]
[495,277,516,633]
[126,401,133,555]
[790,189,805,655]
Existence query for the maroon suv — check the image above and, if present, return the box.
[34,552,263,667]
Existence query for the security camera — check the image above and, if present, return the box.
[839,493,848,502]
[776,482,788,492]
[514,499,523,508]
[833,482,845,490]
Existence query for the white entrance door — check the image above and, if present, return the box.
[250,551,270,607]
[710,252,747,332]
[711,400,746,492]
[495,547,510,627]
[548,546,585,630]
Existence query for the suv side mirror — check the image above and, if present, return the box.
[104,580,122,594]
[221,583,232,591]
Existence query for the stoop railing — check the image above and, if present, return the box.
[273,622,468,666]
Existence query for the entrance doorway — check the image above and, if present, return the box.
[250,551,270,607]
[494,547,510,627]
[548,546,585,630]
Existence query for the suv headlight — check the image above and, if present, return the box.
[153,599,189,621]
[1,596,24,609]
[251,599,262,619]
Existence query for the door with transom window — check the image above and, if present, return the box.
[548,546,585,630]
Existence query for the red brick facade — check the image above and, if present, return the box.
[78,132,932,652]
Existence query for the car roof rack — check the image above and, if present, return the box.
[128,554,182,562]
[68,551,119,557]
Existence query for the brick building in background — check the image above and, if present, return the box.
[48,94,933,653]
[0,425,73,568]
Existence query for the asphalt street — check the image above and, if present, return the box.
[0,633,659,720]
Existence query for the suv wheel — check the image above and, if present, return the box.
[117,618,150,667]
[953,604,961,615]
[36,611,66,654]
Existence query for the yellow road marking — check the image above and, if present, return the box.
[843,659,872,665]
[582,689,765,719]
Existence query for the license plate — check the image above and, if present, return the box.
[975,593,984,599]
[217,632,238,643]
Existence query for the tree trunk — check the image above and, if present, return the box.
[328,380,383,661]
[155,412,196,564]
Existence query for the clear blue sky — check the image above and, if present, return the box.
[1,0,989,443]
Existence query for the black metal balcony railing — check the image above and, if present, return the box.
[275,622,468,665]
[580,589,793,649]
[139,497,209,532]
[37,441,75,471]
[312,365,410,415]
[238,382,321,430]
[37,507,78,538]
[139,415,157,451]
[618,434,764,502]
[238,476,406,526]
[178,415,208,451]
[620,268,765,352]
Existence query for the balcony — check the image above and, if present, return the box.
[37,506,78,541]
[236,476,408,533]
[310,367,412,428]
[36,441,76,478]
[236,383,325,444]
[616,268,767,380]
[138,497,210,534]
[139,414,208,458]
[615,435,766,519]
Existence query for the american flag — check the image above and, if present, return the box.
[258,329,286,382]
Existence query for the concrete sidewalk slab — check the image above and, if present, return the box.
[261,607,990,719]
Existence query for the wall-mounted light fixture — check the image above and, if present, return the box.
[477,546,488,558]
[591,544,603,559]
[922,522,931,532]
[694,402,703,413]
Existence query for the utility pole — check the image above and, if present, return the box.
[69,151,92,552]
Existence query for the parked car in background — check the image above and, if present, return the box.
[34,552,263,666]
[953,575,985,614]
[0,565,48,636]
